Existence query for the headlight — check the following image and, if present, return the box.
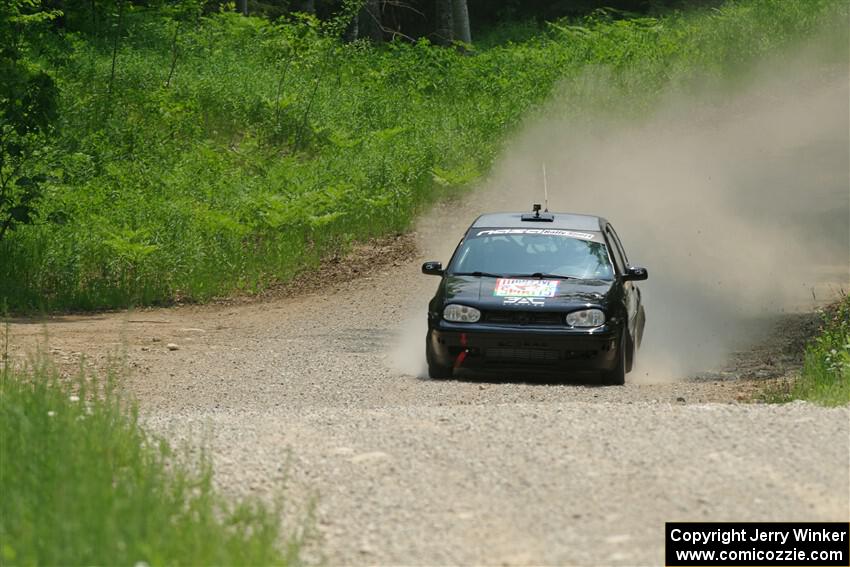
[566,309,605,327]
[443,304,481,323]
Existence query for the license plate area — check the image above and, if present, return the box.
[494,339,551,348]
[485,347,559,362]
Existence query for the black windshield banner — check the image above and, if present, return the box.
[473,228,597,240]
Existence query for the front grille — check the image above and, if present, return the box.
[484,311,563,325]
[485,348,559,361]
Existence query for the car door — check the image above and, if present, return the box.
[604,224,641,344]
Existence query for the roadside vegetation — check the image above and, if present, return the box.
[0,0,844,312]
[0,351,301,565]
[765,296,850,407]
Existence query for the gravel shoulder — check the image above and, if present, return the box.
[5,227,849,566]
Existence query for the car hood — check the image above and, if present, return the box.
[442,275,614,310]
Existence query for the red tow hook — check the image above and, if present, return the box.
[454,333,469,369]
[454,351,467,369]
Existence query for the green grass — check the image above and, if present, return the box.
[765,297,850,407]
[0,352,301,565]
[0,0,846,312]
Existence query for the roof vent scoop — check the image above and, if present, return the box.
[521,203,554,222]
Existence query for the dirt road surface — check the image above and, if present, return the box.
[7,206,849,565]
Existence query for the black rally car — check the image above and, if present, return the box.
[422,206,647,385]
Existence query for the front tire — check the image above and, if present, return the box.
[426,332,453,380]
[625,329,635,373]
[601,330,626,386]
[428,361,453,380]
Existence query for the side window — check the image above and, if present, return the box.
[605,226,627,275]
[608,225,630,266]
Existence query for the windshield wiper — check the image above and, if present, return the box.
[450,271,503,278]
[509,273,579,280]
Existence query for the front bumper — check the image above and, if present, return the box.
[427,322,621,373]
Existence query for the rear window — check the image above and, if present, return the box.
[449,228,613,280]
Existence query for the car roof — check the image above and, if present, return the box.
[470,211,606,231]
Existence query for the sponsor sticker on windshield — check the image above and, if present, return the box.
[475,228,595,240]
[494,278,559,298]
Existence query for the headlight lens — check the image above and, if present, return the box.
[443,304,481,323]
[566,309,606,327]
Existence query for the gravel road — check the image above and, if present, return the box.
[7,225,849,565]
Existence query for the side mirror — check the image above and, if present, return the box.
[421,261,444,276]
[623,266,648,281]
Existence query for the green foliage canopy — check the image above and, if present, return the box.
[0,0,845,311]
[0,0,60,241]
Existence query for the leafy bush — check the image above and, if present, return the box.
[0,355,300,564]
[779,297,850,406]
[0,0,844,311]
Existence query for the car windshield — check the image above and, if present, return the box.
[449,228,614,280]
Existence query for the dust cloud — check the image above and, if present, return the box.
[396,30,849,381]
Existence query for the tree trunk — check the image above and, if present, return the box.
[451,0,471,44]
[107,0,123,97]
[237,0,247,16]
[359,0,383,43]
[435,0,453,46]
[295,0,315,14]
[344,15,359,42]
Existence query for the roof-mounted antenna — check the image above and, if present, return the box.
[542,163,549,212]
